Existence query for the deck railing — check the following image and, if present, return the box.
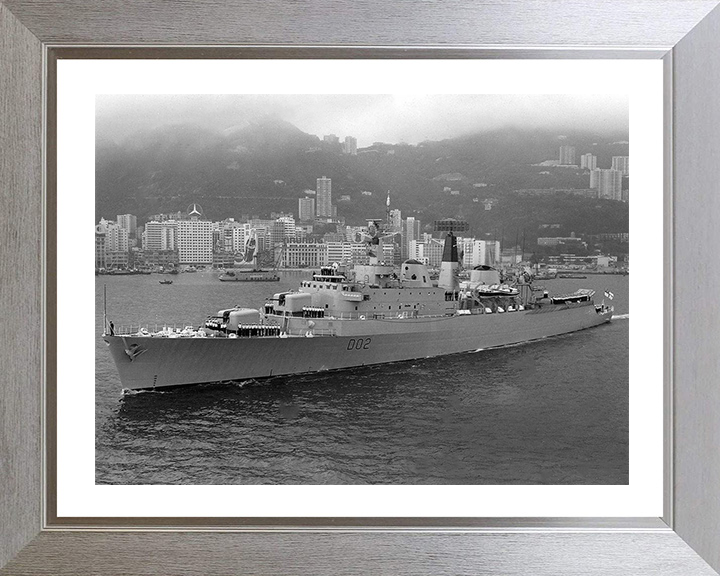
[109,324,337,338]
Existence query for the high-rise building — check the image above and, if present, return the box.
[595,169,623,201]
[177,215,213,264]
[425,238,444,267]
[298,197,316,222]
[323,134,340,145]
[343,136,357,155]
[316,176,332,217]
[105,222,129,253]
[95,224,106,269]
[143,221,177,251]
[611,156,630,176]
[580,153,597,170]
[272,216,296,246]
[458,238,475,269]
[408,240,428,264]
[474,240,501,267]
[559,145,576,165]
[389,209,402,232]
[214,220,244,253]
[402,217,421,259]
[116,214,137,239]
[231,226,246,253]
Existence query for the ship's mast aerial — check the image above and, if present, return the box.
[434,218,469,291]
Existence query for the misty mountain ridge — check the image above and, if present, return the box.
[96,117,629,237]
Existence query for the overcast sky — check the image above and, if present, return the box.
[97,94,628,147]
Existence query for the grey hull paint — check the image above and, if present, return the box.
[104,303,612,391]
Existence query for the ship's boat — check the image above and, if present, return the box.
[103,229,613,391]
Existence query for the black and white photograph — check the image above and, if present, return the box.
[94,93,630,486]
[8,3,720,574]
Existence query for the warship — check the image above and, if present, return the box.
[103,219,613,392]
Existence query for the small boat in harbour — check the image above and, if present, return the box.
[218,231,280,282]
[218,270,280,282]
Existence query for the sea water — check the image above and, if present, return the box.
[95,271,629,485]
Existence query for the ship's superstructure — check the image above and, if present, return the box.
[103,218,613,391]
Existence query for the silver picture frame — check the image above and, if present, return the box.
[2,1,720,574]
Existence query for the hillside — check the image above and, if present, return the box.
[96,118,629,242]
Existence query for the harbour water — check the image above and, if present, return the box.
[95,271,629,485]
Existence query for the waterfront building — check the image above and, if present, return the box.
[105,221,129,253]
[143,220,177,251]
[143,250,179,268]
[272,216,297,246]
[212,251,236,268]
[116,213,137,239]
[177,214,213,265]
[104,251,129,269]
[95,224,106,269]
[215,220,245,253]
[559,145,576,165]
[324,241,368,266]
[283,242,328,268]
[230,225,246,253]
[316,176,332,217]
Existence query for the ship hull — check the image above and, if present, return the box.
[104,303,612,391]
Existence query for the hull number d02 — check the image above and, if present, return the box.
[347,338,371,351]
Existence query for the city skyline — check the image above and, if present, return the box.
[97,198,628,271]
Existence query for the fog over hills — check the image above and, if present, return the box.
[96,116,629,242]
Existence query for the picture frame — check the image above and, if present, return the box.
[2,1,719,574]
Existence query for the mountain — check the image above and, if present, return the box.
[95,118,629,241]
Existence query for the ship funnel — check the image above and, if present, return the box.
[438,232,459,291]
[433,219,469,292]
